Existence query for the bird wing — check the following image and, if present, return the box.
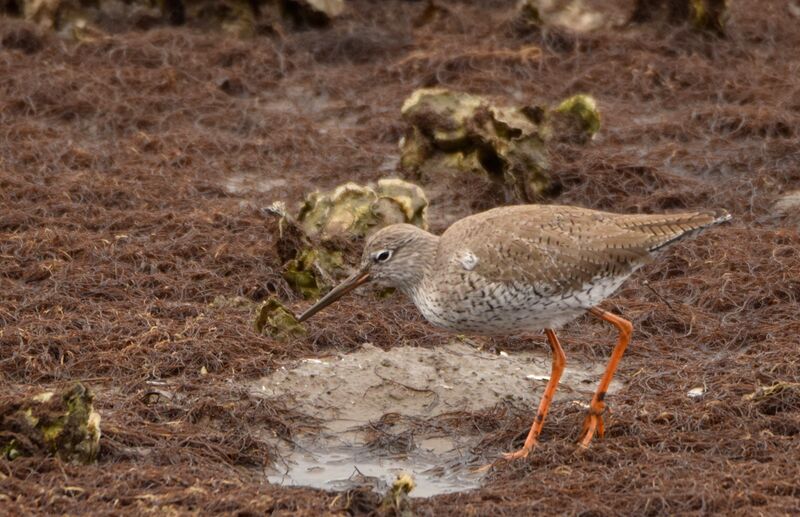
[439,205,727,292]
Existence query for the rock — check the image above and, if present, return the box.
[373,179,429,230]
[550,94,601,143]
[264,202,345,299]
[282,247,343,299]
[20,0,99,36]
[181,0,260,37]
[20,0,66,31]
[254,296,307,340]
[281,0,344,26]
[516,0,545,30]
[630,0,728,35]
[515,0,617,33]
[400,87,550,203]
[298,179,429,240]
[1,383,101,464]
[278,179,427,297]
[689,0,728,34]
[399,88,600,202]
[8,0,346,38]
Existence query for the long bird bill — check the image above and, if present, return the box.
[297,269,371,322]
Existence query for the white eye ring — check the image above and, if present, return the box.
[374,250,393,263]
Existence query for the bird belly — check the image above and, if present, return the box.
[410,274,631,335]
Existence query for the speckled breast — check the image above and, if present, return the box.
[408,272,631,335]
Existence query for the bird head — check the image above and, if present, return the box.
[297,224,437,322]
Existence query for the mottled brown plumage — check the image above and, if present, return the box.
[298,203,730,463]
[439,205,728,291]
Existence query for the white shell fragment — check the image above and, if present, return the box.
[687,387,705,399]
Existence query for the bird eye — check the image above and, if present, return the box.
[374,250,392,263]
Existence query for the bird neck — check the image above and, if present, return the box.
[400,231,439,297]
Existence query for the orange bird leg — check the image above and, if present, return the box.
[577,307,633,449]
[502,328,567,461]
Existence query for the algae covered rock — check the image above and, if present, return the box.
[9,0,346,38]
[281,0,345,26]
[1,383,101,464]
[166,0,345,35]
[400,88,600,202]
[631,0,728,35]
[178,0,261,37]
[156,0,344,35]
[514,0,617,33]
[282,246,343,299]
[516,0,727,36]
[516,0,545,30]
[550,94,601,143]
[18,0,103,37]
[19,0,64,31]
[400,87,550,202]
[254,296,307,340]
[688,0,728,34]
[265,202,345,299]
[267,179,427,299]
[298,179,429,240]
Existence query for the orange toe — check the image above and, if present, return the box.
[501,445,533,461]
[578,412,605,448]
[474,442,536,472]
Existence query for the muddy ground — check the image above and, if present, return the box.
[2,0,800,515]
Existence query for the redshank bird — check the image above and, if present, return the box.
[297,204,730,461]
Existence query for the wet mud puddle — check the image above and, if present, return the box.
[250,341,619,497]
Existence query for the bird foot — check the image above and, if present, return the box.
[501,445,533,461]
[473,443,536,472]
[576,409,606,449]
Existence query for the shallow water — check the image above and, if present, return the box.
[253,341,619,497]
[266,442,482,498]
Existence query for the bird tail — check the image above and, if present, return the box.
[615,209,731,252]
